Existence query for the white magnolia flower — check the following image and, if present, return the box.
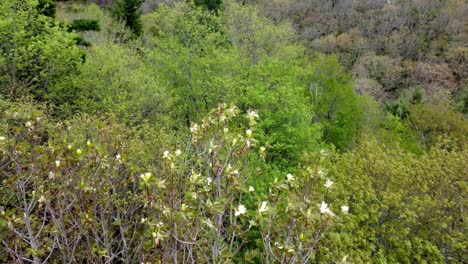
[55,160,61,167]
[0,136,5,141]
[324,179,334,189]
[341,205,349,214]
[286,173,295,182]
[175,149,182,156]
[320,201,335,216]
[235,204,247,216]
[248,186,255,192]
[246,129,253,138]
[247,110,259,119]
[258,201,268,213]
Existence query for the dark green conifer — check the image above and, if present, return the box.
[112,0,144,36]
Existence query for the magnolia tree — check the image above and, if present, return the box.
[0,100,347,263]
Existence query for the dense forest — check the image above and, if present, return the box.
[0,0,466,263]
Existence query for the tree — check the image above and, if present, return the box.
[37,0,57,17]
[113,0,144,36]
[0,0,82,100]
[311,55,363,150]
[314,137,467,262]
[193,0,223,12]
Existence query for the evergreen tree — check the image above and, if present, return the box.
[193,0,223,12]
[37,0,57,17]
[113,0,144,36]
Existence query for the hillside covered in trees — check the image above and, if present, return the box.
[0,0,466,263]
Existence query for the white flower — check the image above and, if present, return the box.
[38,195,46,203]
[247,110,259,119]
[175,149,182,156]
[25,121,32,127]
[141,218,147,223]
[286,173,294,182]
[232,170,239,175]
[258,201,268,213]
[67,145,72,150]
[140,172,152,183]
[259,146,266,153]
[223,127,229,133]
[246,129,252,138]
[87,140,92,146]
[76,149,82,155]
[48,171,55,179]
[248,186,255,192]
[341,205,349,214]
[163,150,170,159]
[116,154,121,160]
[319,201,335,216]
[158,179,166,189]
[248,220,256,228]
[235,204,247,216]
[55,160,61,167]
[206,177,212,185]
[287,248,295,253]
[0,136,5,141]
[324,179,334,189]
[190,123,198,133]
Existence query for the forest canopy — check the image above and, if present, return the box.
[0,0,466,263]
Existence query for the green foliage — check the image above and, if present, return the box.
[144,2,322,166]
[311,55,363,150]
[55,42,171,123]
[0,0,82,100]
[193,0,223,12]
[37,0,57,17]
[69,18,100,31]
[407,99,468,149]
[314,138,467,263]
[112,0,144,36]
[0,1,467,262]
